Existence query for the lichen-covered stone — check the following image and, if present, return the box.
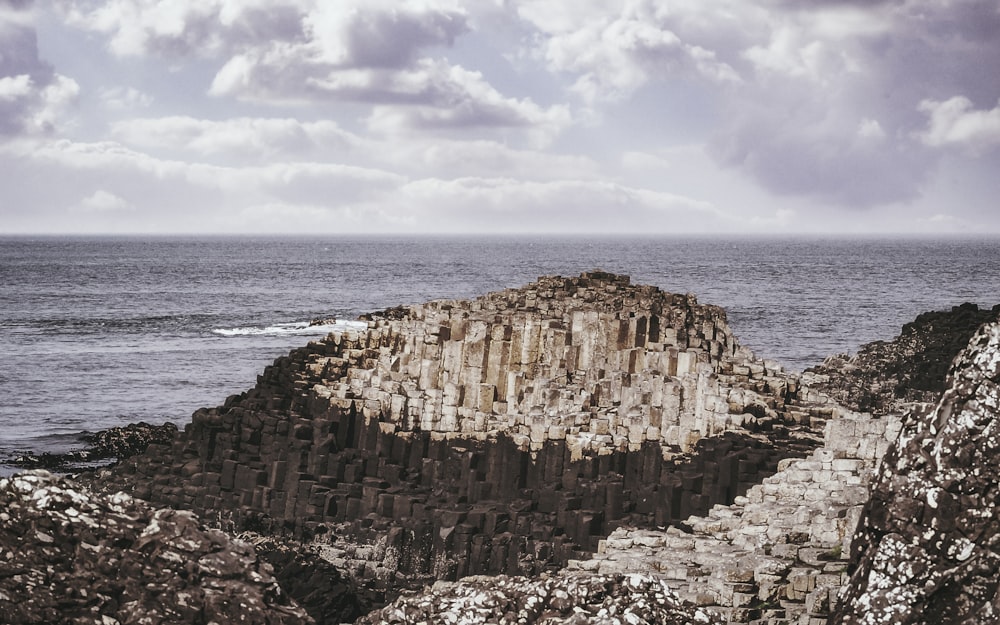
[355,570,720,625]
[832,321,1000,624]
[0,470,311,625]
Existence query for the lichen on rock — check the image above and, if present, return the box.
[0,470,311,625]
[833,321,1000,624]
[355,570,720,625]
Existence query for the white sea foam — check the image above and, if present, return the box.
[212,320,368,337]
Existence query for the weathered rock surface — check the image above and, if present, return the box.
[0,470,310,625]
[10,421,179,472]
[86,272,845,606]
[246,533,372,625]
[805,303,999,416]
[832,321,1000,624]
[356,571,719,625]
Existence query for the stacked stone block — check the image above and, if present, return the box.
[570,411,904,625]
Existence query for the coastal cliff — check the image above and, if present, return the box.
[5,272,998,624]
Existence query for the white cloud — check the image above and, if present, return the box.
[0,19,79,137]
[111,116,360,160]
[0,73,33,100]
[397,176,727,233]
[918,96,1000,154]
[378,138,602,181]
[100,86,153,110]
[518,1,741,102]
[857,118,885,141]
[74,189,132,212]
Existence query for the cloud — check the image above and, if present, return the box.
[0,18,78,136]
[918,96,1000,154]
[398,176,727,233]
[111,116,360,161]
[517,1,742,102]
[380,138,602,181]
[73,189,132,212]
[99,86,153,110]
[62,0,567,143]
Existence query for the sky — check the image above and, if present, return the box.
[0,0,998,235]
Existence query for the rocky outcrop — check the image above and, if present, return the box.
[10,422,179,472]
[804,303,999,416]
[832,321,1000,624]
[355,571,719,625]
[87,272,844,605]
[0,470,310,625]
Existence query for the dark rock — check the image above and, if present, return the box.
[82,421,179,459]
[806,303,999,415]
[248,533,373,625]
[832,321,1000,624]
[10,422,178,472]
[0,470,312,624]
[357,305,410,321]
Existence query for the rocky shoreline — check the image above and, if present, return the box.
[3,272,998,624]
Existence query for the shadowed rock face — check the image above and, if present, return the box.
[832,322,1000,624]
[805,303,999,416]
[355,571,720,625]
[0,471,311,625]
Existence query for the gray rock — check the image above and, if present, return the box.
[0,470,312,625]
[833,321,1000,624]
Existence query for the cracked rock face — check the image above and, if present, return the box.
[0,471,311,625]
[833,321,1000,624]
[355,570,720,625]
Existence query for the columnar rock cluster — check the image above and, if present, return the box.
[12,273,996,624]
[0,471,311,625]
[92,272,841,602]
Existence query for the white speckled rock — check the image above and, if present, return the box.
[0,471,312,625]
[354,570,720,625]
[834,322,1000,624]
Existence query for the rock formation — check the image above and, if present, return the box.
[804,303,999,416]
[87,272,846,606]
[832,321,1000,624]
[10,421,179,472]
[43,272,993,624]
[0,470,310,625]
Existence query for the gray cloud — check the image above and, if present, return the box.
[706,0,1000,207]
[0,20,59,136]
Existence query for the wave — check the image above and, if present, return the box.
[212,319,368,338]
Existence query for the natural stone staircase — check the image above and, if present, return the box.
[568,412,904,625]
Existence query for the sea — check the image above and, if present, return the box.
[2,235,998,473]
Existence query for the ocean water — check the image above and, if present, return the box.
[2,235,998,467]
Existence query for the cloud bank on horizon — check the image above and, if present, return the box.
[0,0,998,234]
